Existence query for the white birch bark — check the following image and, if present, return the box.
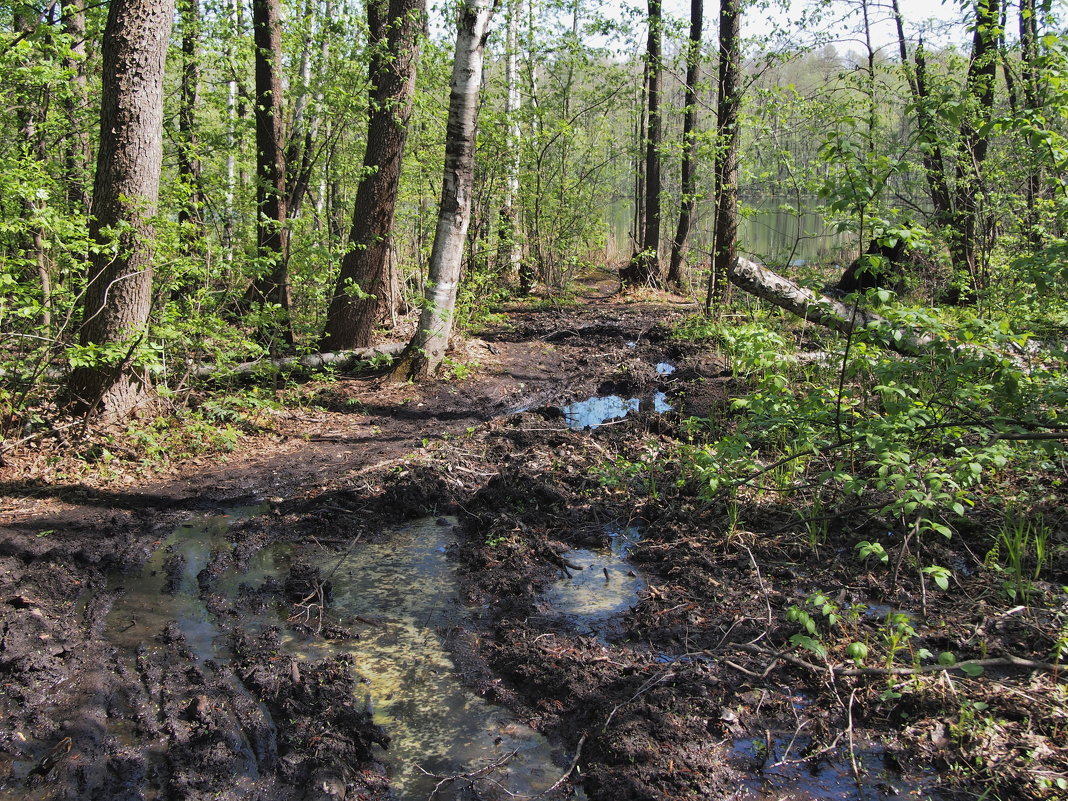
[396,0,495,380]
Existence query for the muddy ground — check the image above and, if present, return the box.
[1,272,1065,801]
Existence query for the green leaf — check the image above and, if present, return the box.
[938,651,957,666]
[960,663,985,677]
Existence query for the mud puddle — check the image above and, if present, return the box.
[294,518,572,799]
[542,527,644,641]
[561,394,671,429]
[104,511,575,800]
[730,734,942,800]
[106,503,272,661]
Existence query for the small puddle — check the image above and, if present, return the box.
[542,526,644,640]
[655,362,676,375]
[103,511,574,800]
[561,394,672,429]
[730,734,941,800]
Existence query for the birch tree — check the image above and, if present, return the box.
[392,0,495,380]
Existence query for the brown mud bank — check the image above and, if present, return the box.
[2,282,1065,800]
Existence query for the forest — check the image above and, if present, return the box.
[1,0,1068,799]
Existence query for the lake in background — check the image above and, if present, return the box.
[606,196,857,268]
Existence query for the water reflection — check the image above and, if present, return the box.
[297,519,567,799]
[542,527,645,641]
[562,394,672,429]
[104,512,573,801]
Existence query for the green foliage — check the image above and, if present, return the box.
[987,513,1052,603]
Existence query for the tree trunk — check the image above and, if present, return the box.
[1018,0,1042,247]
[955,0,1001,289]
[727,257,932,356]
[622,0,662,287]
[890,2,964,274]
[61,0,91,213]
[13,6,52,331]
[707,0,741,309]
[65,0,173,418]
[284,0,318,218]
[392,0,494,381]
[667,0,703,287]
[631,59,647,254]
[497,0,522,286]
[248,0,293,345]
[320,0,424,350]
[177,0,204,255]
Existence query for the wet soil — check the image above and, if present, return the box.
[1,271,1064,800]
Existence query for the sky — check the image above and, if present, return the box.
[662,0,967,52]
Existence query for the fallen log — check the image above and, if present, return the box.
[190,342,406,379]
[727,256,934,356]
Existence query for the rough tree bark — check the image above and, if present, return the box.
[248,0,293,345]
[621,0,662,287]
[320,0,424,351]
[667,0,703,287]
[65,0,174,418]
[391,0,494,381]
[706,0,741,309]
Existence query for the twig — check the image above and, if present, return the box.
[846,689,860,780]
[729,642,1063,677]
[418,748,521,799]
[530,733,588,799]
[770,718,809,767]
[743,545,773,627]
[604,670,676,728]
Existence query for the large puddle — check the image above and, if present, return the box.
[290,519,570,799]
[107,503,271,663]
[104,511,579,800]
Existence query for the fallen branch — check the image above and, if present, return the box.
[730,643,1062,677]
[191,342,406,379]
[727,256,933,356]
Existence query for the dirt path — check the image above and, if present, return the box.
[0,274,711,800]
[4,273,1053,801]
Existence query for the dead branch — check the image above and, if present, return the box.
[727,256,933,356]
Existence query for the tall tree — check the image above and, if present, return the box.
[65,0,174,417]
[954,0,1002,288]
[497,0,522,287]
[392,0,495,380]
[622,0,662,287]
[177,0,204,249]
[1018,0,1044,246]
[320,0,425,350]
[248,0,292,345]
[707,0,741,309]
[61,0,91,213]
[668,0,703,287]
[12,3,52,331]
